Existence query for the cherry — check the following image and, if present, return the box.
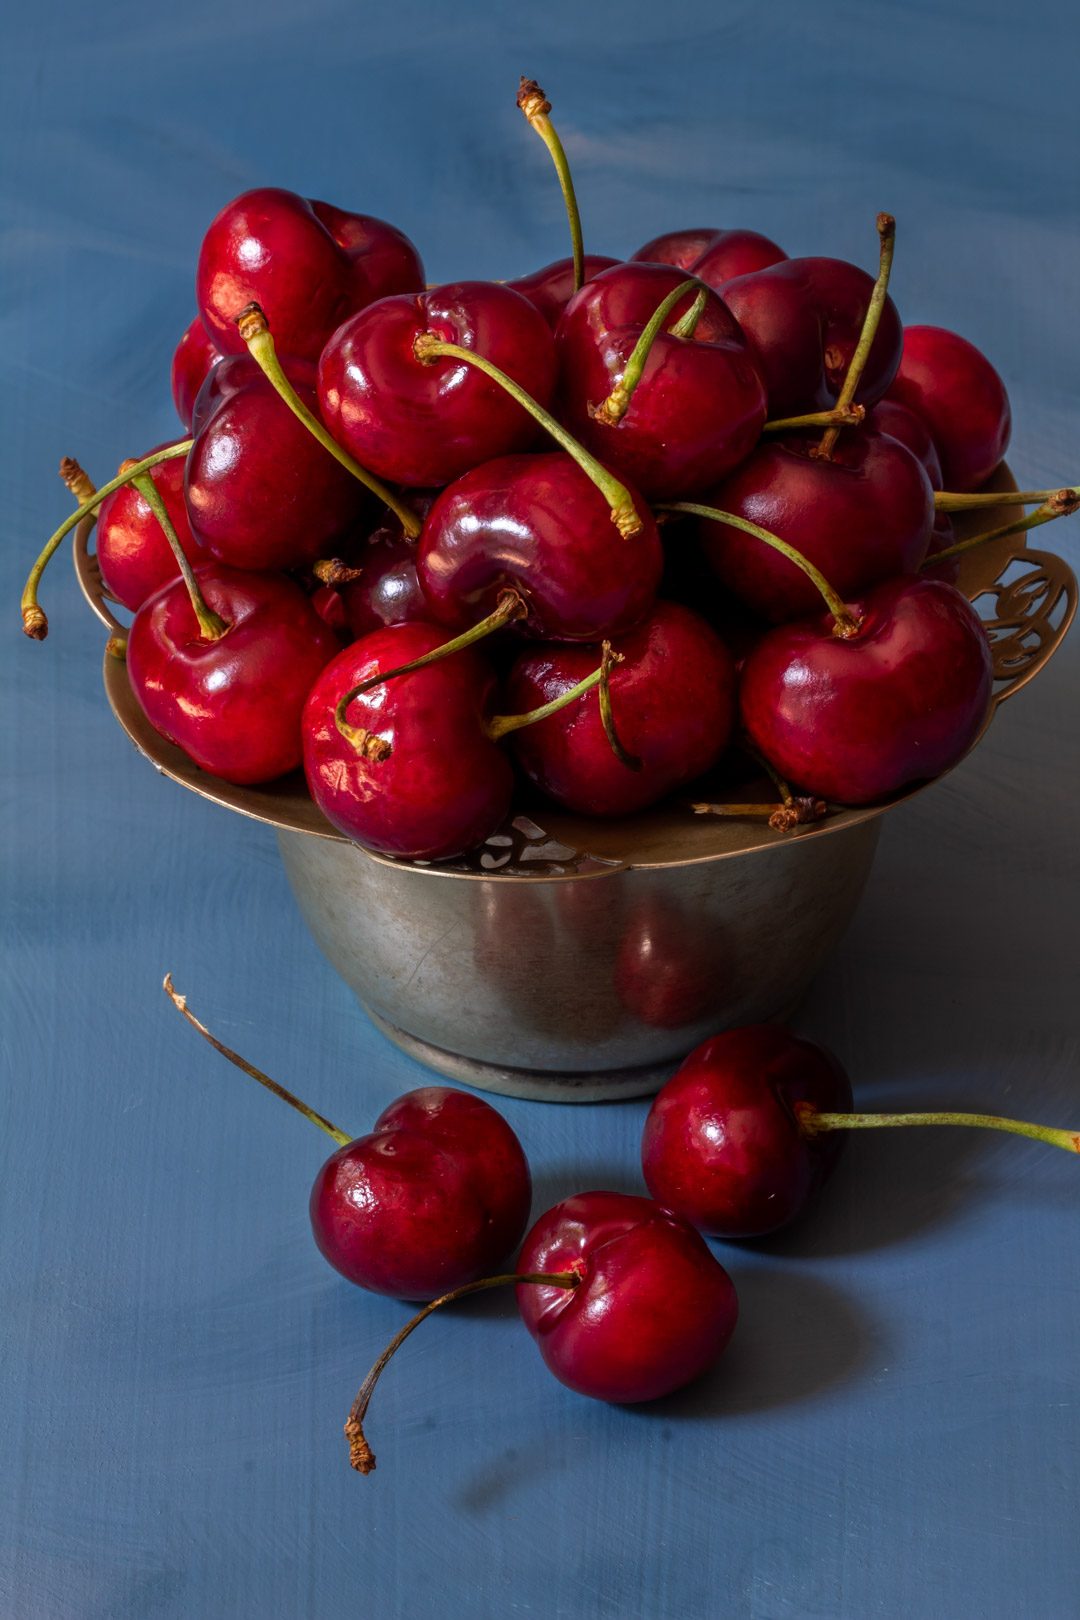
[556,263,767,499]
[739,574,994,804]
[632,225,787,284]
[503,601,737,815]
[317,282,558,488]
[337,518,427,638]
[164,978,531,1300]
[887,325,1012,492]
[508,254,620,327]
[196,187,424,361]
[171,316,222,431]
[90,443,212,612]
[867,397,943,489]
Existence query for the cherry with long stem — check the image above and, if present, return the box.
[798,1103,1080,1155]
[345,1270,581,1475]
[517,78,585,293]
[128,466,226,641]
[923,487,1080,566]
[334,588,528,707]
[815,213,896,460]
[592,279,702,426]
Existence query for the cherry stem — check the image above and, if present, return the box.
[517,78,584,293]
[742,739,797,806]
[660,501,860,636]
[668,289,708,341]
[333,589,528,750]
[690,798,827,831]
[412,334,643,537]
[345,1270,581,1475]
[800,1105,1080,1156]
[599,639,642,770]
[162,974,351,1147]
[815,213,895,460]
[924,488,1080,566]
[763,404,866,434]
[935,486,1080,512]
[106,635,128,662]
[593,278,702,426]
[131,470,226,641]
[59,456,97,505]
[486,654,615,741]
[235,304,421,540]
[313,558,365,587]
[21,441,191,640]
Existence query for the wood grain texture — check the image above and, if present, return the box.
[2,2,1078,1616]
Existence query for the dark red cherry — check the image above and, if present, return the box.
[922,514,960,583]
[699,429,934,623]
[171,317,222,431]
[310,1087,532,1299]
[317,282,558,487]
[196,187,424,361]
[127,566,338,784]
[508,254,620,326]
[739,575,993,803]
[185,354,369,571]
[719,257,903,416]
[641,1026,853,1237]
[417,452,663,641]
[867,397,943,489]
[95,442,212,611]
[516,1191,739,1402]
[632,226,787,284]
[504,601,736,814]
[887,325,1012,492]
[339,518,427,638]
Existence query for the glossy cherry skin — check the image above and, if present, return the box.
[303,623,514,861]
[196,187,424,361]
[317,282,558,488]
[557,263,767,499]
[127,567,338,784]
[309,1087,532,1300]
[336,516,427,638]
[699,428,934,623]
[418,452,663,642]
[718,257,903,417]
[867,397,943,490]
[504,601,736,815]
[185,354,368,571]
[95,443,212,611]
[887,325,1012,492]
[508,254,620,327]
[641,1026,854,1238]
[632,226,787,285]
[171,317,222,431]
[740,574,993,804]
[516,1192,738,1403]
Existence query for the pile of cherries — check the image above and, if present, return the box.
[23,80,1080,859]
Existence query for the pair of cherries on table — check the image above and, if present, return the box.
[165,979,1079,1476]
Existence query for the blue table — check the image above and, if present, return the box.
[4,3,1078,1615]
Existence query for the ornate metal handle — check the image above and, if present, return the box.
[967,545,1078,709]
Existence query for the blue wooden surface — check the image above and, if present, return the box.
[3,3,1079,1616]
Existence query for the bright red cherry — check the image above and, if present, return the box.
[641,1026,853,1237]
[739,574,994,803]
[171,317,222,431]
[196,187,424,361]
[516,1192,739,1402]
[503,601,736,814]
[887,325,1012,492]
[632,226,787,284]
[317,282,558,487]
[128,566,338,784]
[94,442,212,611]
[508,254,620,326]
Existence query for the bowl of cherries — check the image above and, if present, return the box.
[24,79,1076,1101]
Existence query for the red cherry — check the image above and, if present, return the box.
[641,1026,853,1237]
[310,1087,532,1299]
[887,325,1012,492]
[508,254,620,326]
[867,397,943,489]
[614,892,734,1030]
[339,518,427,638]
[516,1191,739,1402]
[170,317,222,431]
[632,226,787,284]
[128,566,338,784]
[922,513,961,583]
[503,601,736,814]
[740,574,993,803]
[185,354,369,570]
[197,187,423,361]
[317,282,558,487]
[95,442,212,611]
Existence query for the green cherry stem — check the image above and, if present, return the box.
[763,403,866,434]
[345,1270,582,1475]
[59,456,97,505]
[131,468,226,641]
[235,304,421,539]
[163,974,351,1147]
[815,213,896,460]
[934,485,1080,512]
[660,501,861,636]
[517,78,585,293]
[593,278,702,426]
[924,488,1080,566]
[668,289,708,341]
[486,655,615,742]
[799,1104,1080,1156]
[689,797,827,832]
[599,639,642,770]
[21,440,191,639]
[413,333,644,537]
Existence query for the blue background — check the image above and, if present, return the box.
[3,2,1079,1616]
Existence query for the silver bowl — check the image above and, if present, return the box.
[75,469,1076,1101]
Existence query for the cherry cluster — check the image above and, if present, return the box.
[24,80,1079,859]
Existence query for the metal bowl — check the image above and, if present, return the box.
[75,469,1076,1100]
